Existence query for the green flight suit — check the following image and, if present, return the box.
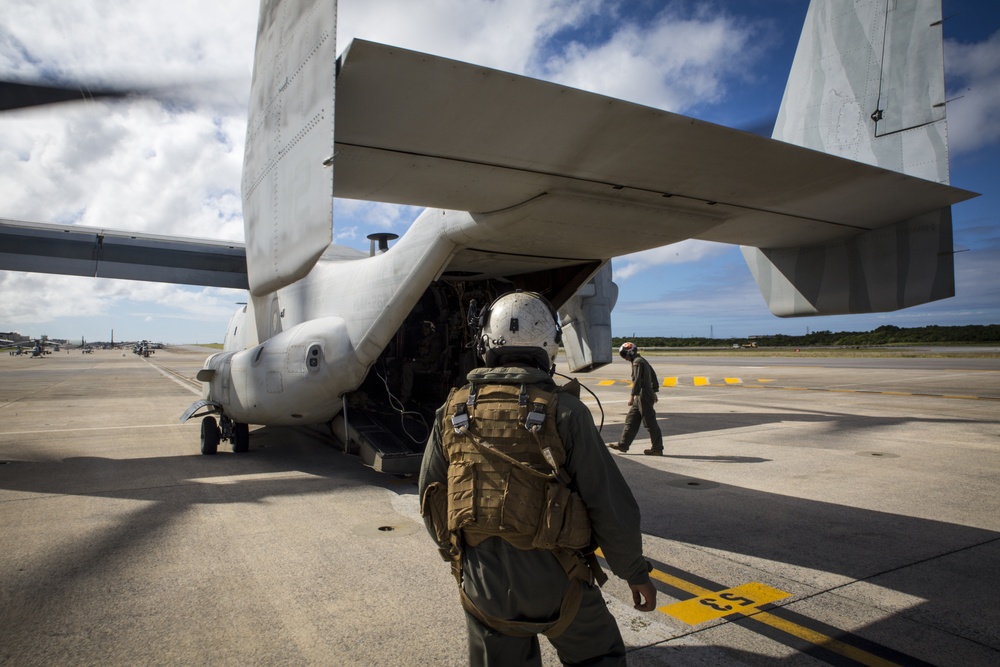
[617,355,662,452]
[418,365,651,667]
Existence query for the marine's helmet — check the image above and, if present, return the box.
[619,341,638,361]
[477,291,562,370]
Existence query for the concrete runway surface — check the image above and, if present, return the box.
[1,346,998,666]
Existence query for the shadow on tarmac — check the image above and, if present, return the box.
[0,423,411,502]
[609,452,999,660]
[0,423,425,666]
[597,408,996,445]
[2,419,997,663]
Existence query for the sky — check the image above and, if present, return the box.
[1,0,998,344]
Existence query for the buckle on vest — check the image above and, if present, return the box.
[452,404,470,433]
[518,385,529,406]
[524,409,545,431]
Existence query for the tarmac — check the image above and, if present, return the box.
[1,346,998,666]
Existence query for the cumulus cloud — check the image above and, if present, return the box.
[1,1,254,241]
[0,0,778,340]
[338,0,765,113]
[945,30,1000,155]
[1,1,256,87]
[0,272,243,339]
[338,0,603,74]
[540,6,761,112]
[333,199,423,234]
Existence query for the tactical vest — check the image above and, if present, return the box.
[440,374,592,552]
[424,368,602,638]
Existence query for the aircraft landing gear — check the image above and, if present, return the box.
[219,415,251,454]
[201,416,220,455]
[232,421,250,453]
[197,413,250,455]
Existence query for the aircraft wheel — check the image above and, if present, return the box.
[200,416,220,455]
[232,422,250,453]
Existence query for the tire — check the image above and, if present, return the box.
[200,416,220,455]
[232,422,250,453]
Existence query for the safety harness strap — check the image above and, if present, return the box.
[457,547,591,639]
[454,424,553,481]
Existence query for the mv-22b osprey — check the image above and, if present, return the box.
[0,0,977,472]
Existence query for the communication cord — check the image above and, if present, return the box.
[374,363,429,444]
[554,371,605,434]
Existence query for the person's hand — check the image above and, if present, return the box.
[653,395,658,403]
[629,580,657,611]
[628,396,634,407]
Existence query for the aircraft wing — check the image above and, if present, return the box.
[334,39,976,256]
[0,219,248,289]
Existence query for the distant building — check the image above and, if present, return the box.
[0,332,29,343]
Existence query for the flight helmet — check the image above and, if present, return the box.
[619,341,638,360]
[477,291,562,370]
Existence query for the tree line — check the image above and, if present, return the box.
[612,324,1000,349]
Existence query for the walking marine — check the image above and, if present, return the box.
[419,291,657,666]
[609,342,663,455]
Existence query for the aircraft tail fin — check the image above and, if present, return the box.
[242,0,337,297]
[744,0,956,317]
[741,208,954,318]
[773,0,949,182]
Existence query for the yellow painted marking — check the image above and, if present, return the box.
[659,582,790,625]
[586,377,995,403]
[655,580,903,667]
[596,549,905,667]
[656,580,899,667]
[648,567,712,598]
[751,612,904,667]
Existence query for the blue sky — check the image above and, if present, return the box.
[1,0,997,344]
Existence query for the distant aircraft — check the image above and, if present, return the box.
[14,339,54,358]
[0,0,977,471]
[133,341,154,358]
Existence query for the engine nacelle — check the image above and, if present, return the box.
[197,316,364,425]
[559,263,618,373]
